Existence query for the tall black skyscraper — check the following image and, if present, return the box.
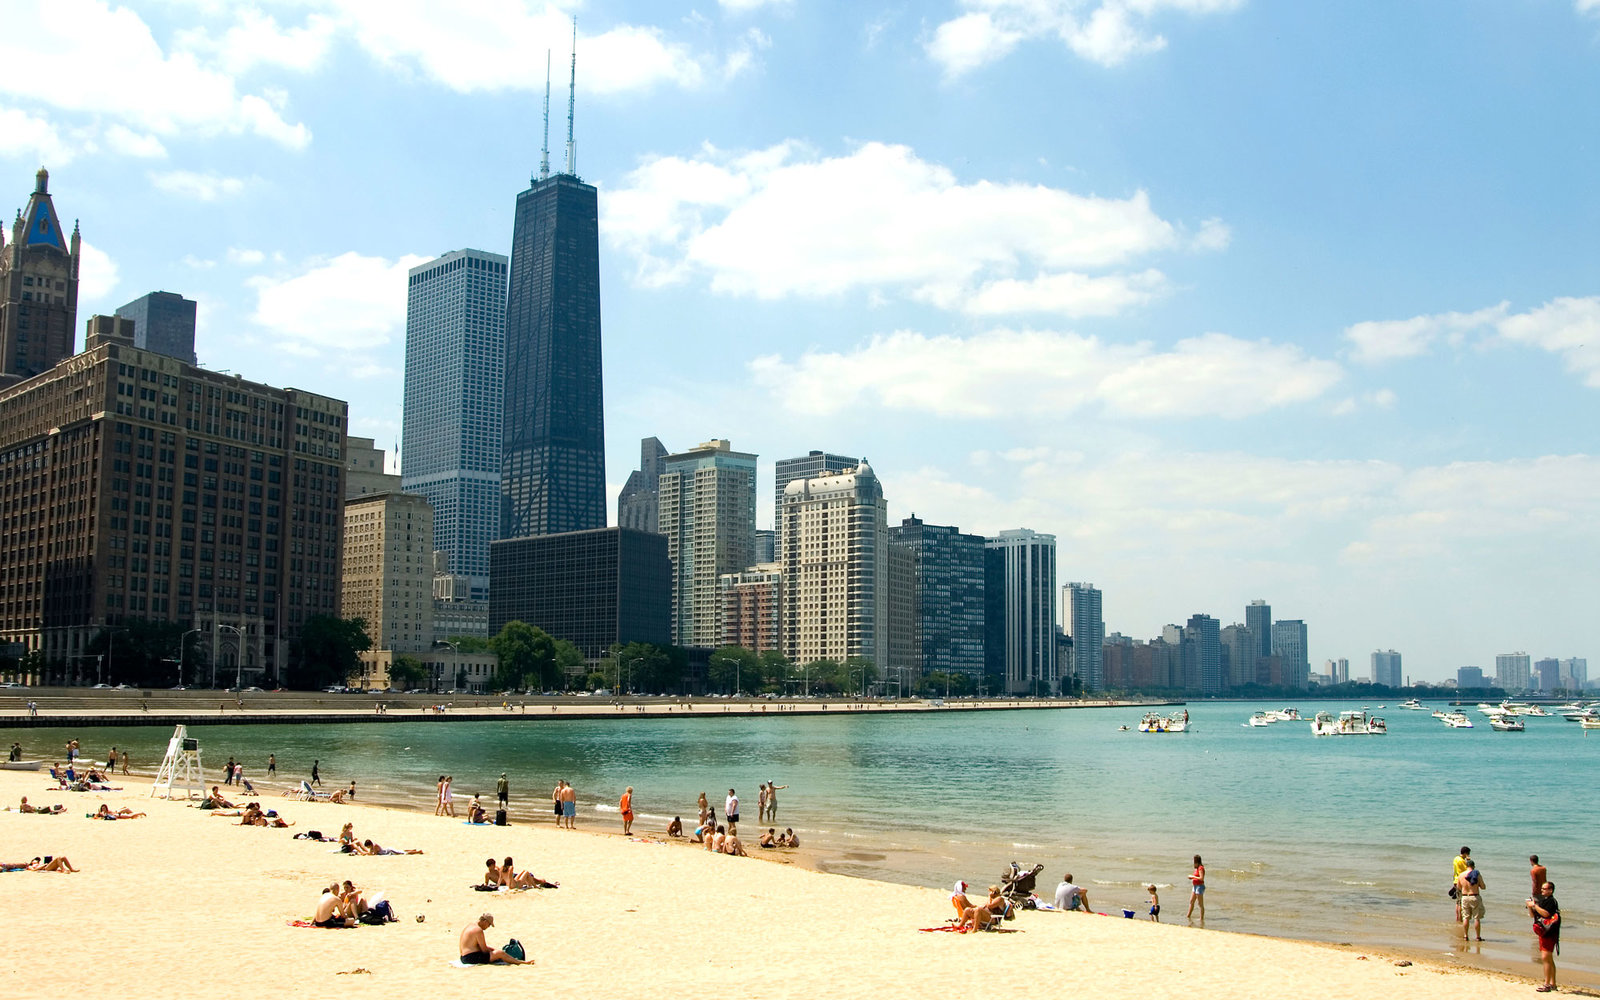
[500,151,605,536]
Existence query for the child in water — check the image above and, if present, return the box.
[1147,885,1160,921]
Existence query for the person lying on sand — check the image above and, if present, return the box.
[25,855,79,872]
[19,796,65,815]
[499,857,557,889]
[358,839,422,856]
[459,913,530,965]
[238,803,291,828]
[92,804,146,820]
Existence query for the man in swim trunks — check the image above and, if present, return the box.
[497,772,509,810]
[725,788,739,825]
[1529,854,1547,896]
[765,781,787,822]
[314,884,353,927]
[459,913,529,965]
[553,780,564,824]
[560,780,576,829]
[619,787,634,835]
[1456,858,1486,941]
[1527,880,1560,992]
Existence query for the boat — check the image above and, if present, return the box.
[1139,710,1190,733]
[1521,705,1550,717]
[1,760,42,771]
[1311,710,1385,736]
[1247,712,1276,727]
[1400,698,1427,710]
[1441,712,1474,729]
[1267,707,1301,722]
[1582,717,1600,731]
[1431,709,1447,719]
[1489,716,1525,732]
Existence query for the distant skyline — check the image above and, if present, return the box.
[6,0,1598,678]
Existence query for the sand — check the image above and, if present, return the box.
[0,767,1556,999]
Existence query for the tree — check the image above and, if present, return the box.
[552,639,586,688]
[709,645,759,695]
[489,620,556,692]
[612,642,676,693]
[844,655,879,697]
[388,655,428,690]
[757,650,791,693]
[83,619,192,687]
[287,615,372,690]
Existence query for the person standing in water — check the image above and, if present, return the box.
[1186,855,1206,919]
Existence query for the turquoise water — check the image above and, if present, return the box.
[8,701,1595,983]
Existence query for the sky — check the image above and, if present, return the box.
[4,0,1598,681]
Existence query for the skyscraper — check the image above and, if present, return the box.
[1371,649,1402,687]
[1494,652,1531,691]
[1066,582,1104,693]
[1246,599,1272,659]
[658,439,757,647]
[114,290,197,365]
[889,517,988,684]
[1272,619,1309,689]
[617,437,668,533]
[0,168,79,382]
[985,529,1057,695]
[1187,613,1221,693]
[402,249,508,600]
[774,450,857,556]
[780,461,888,668]
[501,135,605,538]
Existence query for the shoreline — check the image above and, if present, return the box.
[0,760,1568,996]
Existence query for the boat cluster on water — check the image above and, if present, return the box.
[1137,710,1191,733]
[1310,709,1386,736]
[1244,708,1301,727]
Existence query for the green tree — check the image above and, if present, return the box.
[388,655,428,690]
[612,642,675,693]
[447,635,493,654]
[709,645,759,695]
[489,620,556,691]
[843,655,879,696]
[287,615,373,690]
[806,657,844,694]
[757,650,791,694]
[552,638,586,689]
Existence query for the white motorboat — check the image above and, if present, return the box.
[1247,712,1276,727]
[1268,707,1301,722]
[1400,698,1427,711]
[1,759,42,771]
[1581,717,1600,731]
[1140,710,1190,733]
[1489,716,1525,732]
[1312,710,1385,736]
[1441,712,1474,729]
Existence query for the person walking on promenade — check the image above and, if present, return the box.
[1452,846,1472,921]
[1456,858,1486,941]
[619,787,634,835]
[1529,854,1547,896]
[1186,855,1206,920]
[1527,880,1560,992]
[497,772,509,811]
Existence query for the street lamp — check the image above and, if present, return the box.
[178,629,201,687]
[624,655,642,696]
[216,624,244,690]
[433,639,459,694]
[97,624,128,686]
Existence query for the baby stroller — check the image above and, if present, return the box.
[1001,862,1044,908]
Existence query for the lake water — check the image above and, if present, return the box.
[9,700,1595,983]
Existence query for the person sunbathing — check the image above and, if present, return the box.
[468,795,487,824]
[758,828,777,848]
[666,816,683,838]
[951,880,973,920]
[710,825,726,853]
[339,879,368,919]
[957,886,1008,932]
[459,913,529,965]
[18,796,63,814]
[338,822,357,851]
[238,803,291,828]
[93,804,146,820]
[724,830,748,857]
[499,856,556,889]
[26,855,78,872]
[359,839,422,856]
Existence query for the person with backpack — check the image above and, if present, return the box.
[1527,881,1560,992]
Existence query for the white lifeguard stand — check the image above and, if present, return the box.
[150,724,205,799]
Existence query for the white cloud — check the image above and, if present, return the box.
[77,240,119,301]
[1579,0,1600,15]
[952,269,1169,317]
[0,0,311,149]
[750,327,1341,419]
[723,27,773,79]
[1497,297,1600,388]
[720,0,793,11]
[928,0,1244,75]
[227,247,267,266]
[149,170,249,201]
[174,10,338,74]
[1343,303,1506,364]
[248,251,429,357]
[606,141,1203,315]
[103,125,167,159]
[0,106,81,164]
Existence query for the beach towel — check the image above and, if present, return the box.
[287,920,354,929]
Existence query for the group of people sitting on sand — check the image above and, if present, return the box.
[48,764,116,790]
[480,856,558,890]
[1,855,78,872]
[238,802,291,828]
[335,821,422,855]
[757,827,798,848]
[312,879,369,927]
[949,881,1015,932]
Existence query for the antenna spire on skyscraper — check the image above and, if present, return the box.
[539,49,551,182]
[565,16,577,177]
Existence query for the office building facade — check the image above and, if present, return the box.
[488,527,670,659]
[984,529,1057,695]
[1271,619,1309,689]
[658,439,757,647]
[779,461,888,668]
[342,491,434,653]
[888,517,987,683]
[501,174,605,539]
[402,249,507,600]
[0,341,346,683]
[1066,581,1104,692]
[114,290,197,365]
[1186,613,1221,693]
[1245,599,1272,659]
[773,450,857,556]
[1371,649,1403,687]
[1495,651,1531,691]
[617,436,668,533]
[0,169,79,382]
[345,436,402,497]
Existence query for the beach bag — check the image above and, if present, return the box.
[495,809,507,826]
[503,938,525,961]
[361,900,396,925]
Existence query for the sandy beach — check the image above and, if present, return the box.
[0,766,1565,1000]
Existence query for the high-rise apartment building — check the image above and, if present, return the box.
[1458,665,1486,689]
[1560,657,1588,690]
[1534,656,1560,692]
[720,563,781,653]
[0,169,79,382]
[779,461,888,668]
[1246,599,1272,660]
[889,517,987,683]
[402,249,507,601]
[501,171,605,539]
[0,341,346,683]
[114,291,197,365]
[1186,614,1221,693]
[984,529,1057,695]
[1271,619,1309,689]
[1220,624,1258,688]
[342,491,434,653]
[774,450,857,556]
[658,439,757,648]
[1371,649,1402,687]
[1495,652,1531,691]
[617,437,668,533]
[754,529,776,564]
[1065,582,1104,693]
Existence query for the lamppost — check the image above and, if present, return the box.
[97,624,128,686]
[624,655,642,696]
[433,639,459,694]
[216,624,244,690]
[178,629,201,687]
[850,668,863,699]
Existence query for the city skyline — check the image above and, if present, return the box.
[10,1,1598,678]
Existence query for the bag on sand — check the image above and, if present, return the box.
[495,809,508,826]
[504,938,525,961]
